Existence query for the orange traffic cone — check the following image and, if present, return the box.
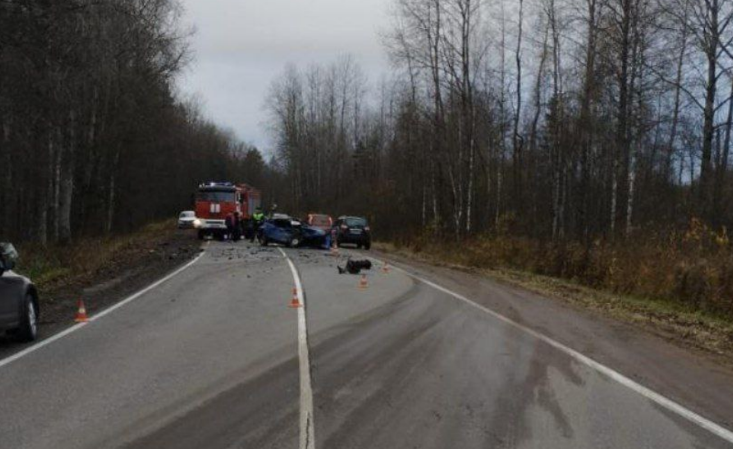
[382,263,390,273]
[359,274,368,289]
[289,287,302,308]
[75,299,89,323]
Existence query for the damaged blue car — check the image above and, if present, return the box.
[258,215,326,248]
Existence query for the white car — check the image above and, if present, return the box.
[178,211,198,229]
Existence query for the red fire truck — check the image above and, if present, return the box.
[194,182,261,240]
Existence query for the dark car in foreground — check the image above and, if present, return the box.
[0,243,39,342]
[334,216,371,249]
[259,216,326,248]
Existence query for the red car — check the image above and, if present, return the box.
[306,213,333,232]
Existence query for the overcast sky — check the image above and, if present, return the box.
[177,0,393,152]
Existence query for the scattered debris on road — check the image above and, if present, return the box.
[337,259,373,275]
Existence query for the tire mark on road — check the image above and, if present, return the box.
[363,253,733,445]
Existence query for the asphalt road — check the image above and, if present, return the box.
[0,240,732,449]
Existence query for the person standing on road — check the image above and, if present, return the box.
[232,211,243,242]
[224,212,235,241]
[251,207,265,242]
[330,227,338,249]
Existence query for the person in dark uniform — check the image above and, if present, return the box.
[232,211,243,242]
[224,212,235,241]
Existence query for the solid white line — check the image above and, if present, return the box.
[278,247,316,449]
[0,250,205,370]
[370,256,733,444]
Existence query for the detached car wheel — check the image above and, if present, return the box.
[17,294,38,342]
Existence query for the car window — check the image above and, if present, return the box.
[196,191,235,202]
[273,219,291,228]
[310,215,331,227]
[345,217,367,227]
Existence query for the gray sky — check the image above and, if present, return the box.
[177,0,393,152]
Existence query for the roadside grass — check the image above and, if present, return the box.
[15,220,178,292]
[375,241,733,358]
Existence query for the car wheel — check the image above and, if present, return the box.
[364,241,371,250]
[288,236,301,248]
[17,294,38,342]
[260,237,269,247]
[197,230,205,240]
[357,243,363,249]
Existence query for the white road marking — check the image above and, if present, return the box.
[368,255,733,444]
[0,250,205,370]
[278,247,316,449]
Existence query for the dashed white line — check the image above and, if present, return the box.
[278,247,316,449]
[368,255,733,445]
[0,250,205,370]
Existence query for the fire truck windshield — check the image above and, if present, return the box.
[197,191,235,202]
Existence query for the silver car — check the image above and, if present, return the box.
[0,243,39,342]
[178,211,198,229]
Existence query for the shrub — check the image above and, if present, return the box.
[397,218,733,319]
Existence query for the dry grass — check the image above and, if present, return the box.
[376,221,733,357]
[14,220,177,291]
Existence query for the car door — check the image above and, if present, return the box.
[272,219,293,244]
[0,271,22,328]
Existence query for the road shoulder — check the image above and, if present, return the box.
[0,227,203,360]
[372,248,733,432]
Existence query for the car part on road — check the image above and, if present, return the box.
[337,259,372,275]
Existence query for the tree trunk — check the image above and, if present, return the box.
[58,111,76,244]
[513,0,524,212]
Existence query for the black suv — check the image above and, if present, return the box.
[334,216,371,249]
[0,243,39,342]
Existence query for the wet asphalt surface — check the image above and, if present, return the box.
[0,240,731,448]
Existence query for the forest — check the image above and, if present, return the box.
[265,0,733,314]
[0,0,268,243]
[3,0,733,313]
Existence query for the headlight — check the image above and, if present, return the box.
[193,219,202,228]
